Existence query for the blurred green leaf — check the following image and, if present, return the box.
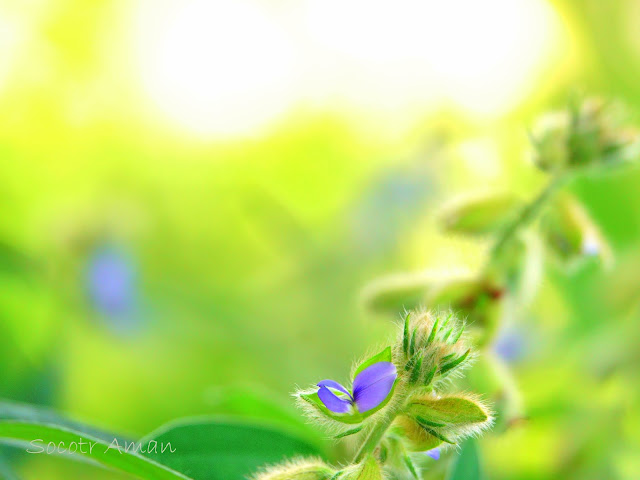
[204,387,325,451]
[0,399,125,444]
[0,421,189,480]
[141,418,323,480]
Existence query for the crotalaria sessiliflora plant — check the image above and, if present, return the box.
[361,98,639,432]
[252,309,493,480]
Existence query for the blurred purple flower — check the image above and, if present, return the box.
[317,362,396,414]
[86,246,136,324]
[425,447,440,460]
[493,328,527,363]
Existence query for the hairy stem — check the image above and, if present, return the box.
[353,389,408,463]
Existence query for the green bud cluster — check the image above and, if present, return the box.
[397,310,472,387]
[531,98,638,172]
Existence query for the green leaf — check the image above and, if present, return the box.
[141,418,323,480]
[353,347,392,379]
[0,399,126,444]
[0,452,19,480]
[403,454,419,480]
[414,420,456,445]
[423,365,437,386]
[409,329,417,356]
[0,421,190,480]
[447,439,484,480]
[408,396,489,427]
[402,313,411,354]
[409,356,422,384]
[426,317,439,344]
[334,426,363,439]
[439,350,471,376]
[201,387,325,451]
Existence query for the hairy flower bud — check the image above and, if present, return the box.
[531,98,638,172]
[396,310,474,388]
[252,459,335,480]
[391,393,492,452]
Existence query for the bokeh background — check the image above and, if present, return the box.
[1,0,640,478]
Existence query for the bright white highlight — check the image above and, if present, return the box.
[302,0,563,115]
[133,0,565,136]
[134,0,297,137]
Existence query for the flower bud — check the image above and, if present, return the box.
[530,111,571,171]
[337,455,383,480]
[438,191,522,236]
[391,393,492,452]
[397,310,474,388]
[253,459,335,480]
[540,193,612,269]
[531,98,638,172]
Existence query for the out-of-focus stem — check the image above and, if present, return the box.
[489,174,567,263]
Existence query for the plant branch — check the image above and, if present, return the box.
[489,174,567,263]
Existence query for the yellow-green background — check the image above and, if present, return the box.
[1,0,639,478]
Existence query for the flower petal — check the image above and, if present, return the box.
[353,361,397,413]
[317,380,353,400]
[317,385,352,414]
[426,448,440,460]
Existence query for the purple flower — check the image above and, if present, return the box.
[425,447,440,460]
[87,245,136,316]
[317,362,397,414]
[493,327,527,363]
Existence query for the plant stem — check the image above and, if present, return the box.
[489,174,567,263]
[353,390,408,463]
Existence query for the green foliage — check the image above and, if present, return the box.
[0,400,126,444]
[141,419,323,480]
[0,421,189,480]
